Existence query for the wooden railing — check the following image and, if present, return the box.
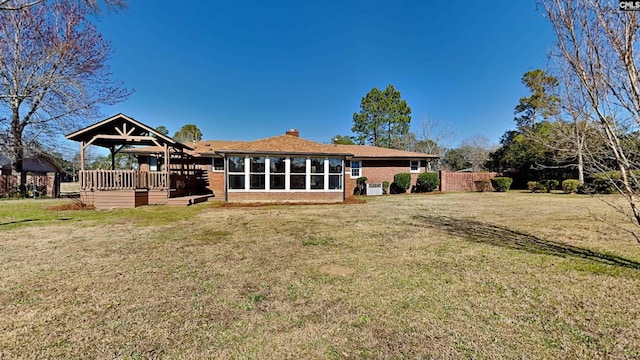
[79,170,168,191]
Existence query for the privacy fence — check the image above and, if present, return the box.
[439,171,498,192]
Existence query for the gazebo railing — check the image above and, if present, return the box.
[79,170,168,191]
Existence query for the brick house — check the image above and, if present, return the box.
[0,153,64,197]
[67,114,439,207]
[135,130,439,202]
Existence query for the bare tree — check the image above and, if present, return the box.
[0,0,126,12]
[0,1,130,186]
[418,115,456,156]
[541,0,640,234]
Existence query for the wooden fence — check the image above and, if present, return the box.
[439,171,498,192]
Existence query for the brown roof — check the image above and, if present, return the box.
[213,135,352,156]
[66,113,192,151]
[332,144,438,159]
[124,134,438,159]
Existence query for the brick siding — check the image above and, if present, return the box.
[227,191,343,203]
[345,159,424,195]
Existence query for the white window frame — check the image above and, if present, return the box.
[350,160,362,178]
[226,156,344,192]
[212,157,224,171]
[410,160,420,173]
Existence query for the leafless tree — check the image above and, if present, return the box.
[541,0,640,234]
[418,115,456,156]
[0,0,126,12]
[0,1,130,186]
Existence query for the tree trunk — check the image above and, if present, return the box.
[10,105,26,187]
[577,147,584,185]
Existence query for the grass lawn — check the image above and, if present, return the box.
[1,192,640,359]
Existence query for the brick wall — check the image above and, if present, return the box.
[227,191,343,203]
[439,171,498,192]
[207,171,225,199]
[345,159,424,195]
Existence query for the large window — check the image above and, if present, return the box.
[290,157,306,190]
[228,156,245,189]
[226,156,343,192]
[250,157,265,189]
[310,158,324,190]
[350,160,361,178]
[329,158,343,190]
[270,157,286,190]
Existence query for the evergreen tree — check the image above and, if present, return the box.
[352,85,411,148]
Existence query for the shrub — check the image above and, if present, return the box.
[562,179,581,193]
[415,172,439,192]
[382,181,389,194]
[585,170,640,194]
[528,181,545,193]
[474,179,491,192]
[392,173,412,193]
[541,179,559,192]
[491,177,513,192]
[354,176,367,195]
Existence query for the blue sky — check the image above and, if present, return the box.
[93,0,556,147]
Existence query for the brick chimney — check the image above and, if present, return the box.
[285,129,299,137]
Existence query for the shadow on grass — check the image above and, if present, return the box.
[415,214,640,270]
[0,219,40,226]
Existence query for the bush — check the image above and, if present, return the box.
[354,176,367,195]
[392,173,412,193]
[528,181,545,193]
[541,179,559,192]
[491,177,513,192]
[562,179,581,194]
[382,181,389,194]
[586,170,640,194]
[474,179,491,192]
[415,172,439,193]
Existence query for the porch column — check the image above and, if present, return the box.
[79,141,86,170]
[110,146,116,170]
[164,144,170,197]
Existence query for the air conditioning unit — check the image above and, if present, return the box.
[366,183,383,196]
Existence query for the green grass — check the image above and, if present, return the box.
[1,193,640,358]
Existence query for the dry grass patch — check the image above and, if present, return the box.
[1,193,639,358]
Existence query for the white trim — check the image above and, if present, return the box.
[226,155,346,192]
[350,160,362,178]
[410,159,420,173]
[212,157,225,172]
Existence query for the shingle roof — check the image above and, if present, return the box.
[213,135,352,156]
[332,144,438,159]
[125,133,439,159]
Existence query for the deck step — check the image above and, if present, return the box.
[166,194,214,206]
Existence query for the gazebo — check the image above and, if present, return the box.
[66,113,208,209]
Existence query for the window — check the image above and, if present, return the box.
[329,158,343,190]
[310,158,324,190]
[249,157,265,189]
[212,157,224,171]
[228,156,245,173]
[350,160,361,178]
[149,156,161,171]
[410,160,420,173]
[290,157,306,189]
[228,156,245,189]
[270,157,286,190]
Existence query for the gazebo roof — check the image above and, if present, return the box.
[66,113,191,150]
